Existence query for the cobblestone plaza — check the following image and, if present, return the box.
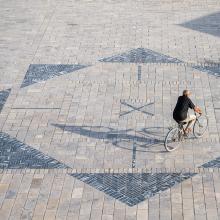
[0,0,220,219]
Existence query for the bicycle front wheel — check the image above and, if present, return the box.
[164,128,182,152]
[193,115,208,138]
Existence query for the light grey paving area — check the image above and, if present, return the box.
[1,0,220,219]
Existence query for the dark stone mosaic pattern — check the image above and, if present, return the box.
[200,157,220,168]
[180,12,220,38]
[21,64,89,88]
[0,89,11,113]
[137,65,141,80]
[71,173,196,206]
[0,132,68,169]
[193,65,220,77]
[99,48,183,63]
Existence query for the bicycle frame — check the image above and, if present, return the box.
[165,112,208,152]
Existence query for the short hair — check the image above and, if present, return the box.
[183,90,190,96]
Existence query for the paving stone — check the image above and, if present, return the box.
[44,210,56,220]
[90,209,102,220]
[102,215,113,220]
[30,178,43,189]
[137,209,148,220]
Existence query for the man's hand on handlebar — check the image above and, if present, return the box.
[194,106,202,114]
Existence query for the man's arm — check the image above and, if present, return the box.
[188,98,202,113]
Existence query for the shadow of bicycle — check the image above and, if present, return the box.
[52,124,169,153]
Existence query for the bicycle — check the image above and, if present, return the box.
[164,113,209,152]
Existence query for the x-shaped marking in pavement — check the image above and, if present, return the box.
[120,101,154,117]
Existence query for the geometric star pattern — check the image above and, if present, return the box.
[3,48,219,206]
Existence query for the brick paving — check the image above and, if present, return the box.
[0,0,220,219]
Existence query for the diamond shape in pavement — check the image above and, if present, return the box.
[0,89,11,113]
[99,48,183,63]
[71,172,196,206]
[200,157,220,168]
[193,65,220,77]
[0,132,68,169]
[21,64,89,88]
[180,12,220,38]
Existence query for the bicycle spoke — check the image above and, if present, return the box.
[193,115,208,138]
[164,128,182,152]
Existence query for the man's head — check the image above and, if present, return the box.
[183,90,191,97]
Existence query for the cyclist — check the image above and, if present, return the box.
[173,90,202,133]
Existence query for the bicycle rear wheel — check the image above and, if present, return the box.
[193,115,208,138]
[164,128,182,152]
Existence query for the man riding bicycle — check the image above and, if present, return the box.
[164,90,207,151]
[173,90,202,133]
